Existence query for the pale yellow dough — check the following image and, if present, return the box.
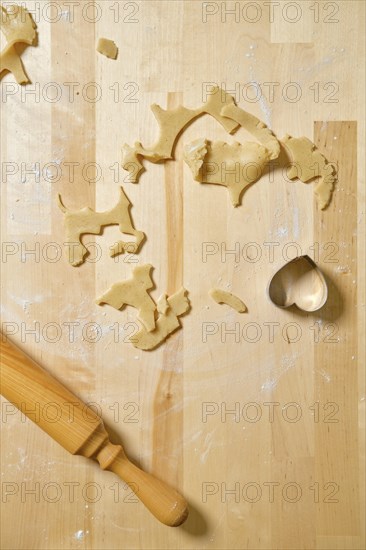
[96,266,190,347]
[209,289,247,313]
[184,104,280,206]
[122,86,240,182]
[131,288,190,350]
[97,38,118,60]
[221,104,280,160]
[157,294,169,315]
[281,135,337,210]
[0,4,37,84]
[184,139,272,206]
[96,264,156,332]
[58,187,145,267]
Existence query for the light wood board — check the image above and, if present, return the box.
[0,1,365,549]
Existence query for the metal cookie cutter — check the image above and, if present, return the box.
[267,255,328,312]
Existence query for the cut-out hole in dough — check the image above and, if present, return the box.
[0,4,37,84]
[58,187,145,267]
[122,86,240,182]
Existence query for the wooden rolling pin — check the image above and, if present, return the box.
[0,333,188,527]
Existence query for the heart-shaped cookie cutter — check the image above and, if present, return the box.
[268,255,328,312]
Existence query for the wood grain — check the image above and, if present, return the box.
[313,121,360,545]
[0,333,189,526]
[152,91,184,490]
[0,1,365,548]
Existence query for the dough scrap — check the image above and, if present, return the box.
[209,289,247,313]
[221,104,280,161]
[96,264,156,332]
[184,138,272,206]
[131,288,190,350]
[58,187,145,267]
[281,135,337,210]
[122,86,240,182]
[157,293,169,315]
[183,104,280,206]
[97,38,118,59]
[0,4,37,84]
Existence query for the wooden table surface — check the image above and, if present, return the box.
[1,1,365,549]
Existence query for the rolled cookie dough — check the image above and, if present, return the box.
[96,264,156,332]
[184,138,272,206]
[157,293,169,315]
[58,187,145,267]
[281,134,337,210]
[0,4,37,84]
[97,38,118,59]
[122,86,240,182]
[221,104,280,160]
[131,288,190,350]
[209,289,247,313]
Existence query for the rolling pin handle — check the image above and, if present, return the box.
[0,332,188,527]
[96,440,189,527]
